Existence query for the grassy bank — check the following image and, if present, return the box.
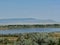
[0,32,60,45]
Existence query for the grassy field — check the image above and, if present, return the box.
[0,32,60,45]
[0,43,13,45]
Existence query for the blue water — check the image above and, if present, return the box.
[0,28,60,34]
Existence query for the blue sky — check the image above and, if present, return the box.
[0,0,60,22]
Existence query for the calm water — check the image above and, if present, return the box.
[0,28,60,34]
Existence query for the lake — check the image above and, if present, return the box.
[0,28,60,34]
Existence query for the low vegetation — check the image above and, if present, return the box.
[0,32,60,45]
[0,24,60,30]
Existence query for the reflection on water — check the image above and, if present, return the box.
[0,28,60,34]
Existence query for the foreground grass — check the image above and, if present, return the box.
[0,32,60,45]
[0,43,13,45]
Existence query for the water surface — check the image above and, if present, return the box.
[0,28,60,34]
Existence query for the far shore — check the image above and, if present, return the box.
[0,22,60,25]
[0,24,60,30]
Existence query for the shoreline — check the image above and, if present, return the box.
[0,24,60,30]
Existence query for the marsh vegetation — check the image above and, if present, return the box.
[0,24,60,30]
[0,32,60,45]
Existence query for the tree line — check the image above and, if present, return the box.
[0,24,60,30]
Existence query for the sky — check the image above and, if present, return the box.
[0,0,60,22]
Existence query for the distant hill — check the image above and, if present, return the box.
[0,18,55,23]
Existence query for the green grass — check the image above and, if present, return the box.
[0,43,13,45]
[0,32,60,45]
